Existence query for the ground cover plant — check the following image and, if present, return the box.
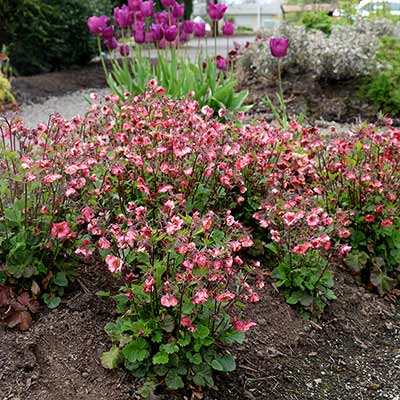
[87,0,249,115]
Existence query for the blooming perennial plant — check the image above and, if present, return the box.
[3,80,400,392]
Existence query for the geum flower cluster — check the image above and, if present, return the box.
[306,123,400,293]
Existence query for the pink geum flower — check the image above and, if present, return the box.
[292,242,311,255]
[338,244,352,256]
[215,291,235,302]
[105,255,124,273]
[232,317,256,332]
[165,216,184,235]
[161,294,178,307]
[51,221,71,239]
[192,288,209,305]
[283,211,303,226]
[306,213,320,227]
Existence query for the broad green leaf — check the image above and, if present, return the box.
[123,338,150,363]
[152,351,169,365]
[210,354,236,372]
[165,370,184,390]
[53,271,68,287]
[101,346,122,369]
[43,294,61,309]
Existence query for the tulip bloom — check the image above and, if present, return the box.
[183,20,194,34]
[222,21,234,36]
[114,5,133,27]
[269,37,289,58]
[193,22,206,37]
[102,25,115,39]
[119,44,130,57]
[128,0,142,11]
[208,2,227,20]
[161,0,175,7]
[172,2,185,19]
[104,37,118,49]
[150,23,164,41]
[165,25,178,42]
[216,55,227,71]
[134,28,146,43]
[140,0,154,17]
[87,15,109,35]
[155,10,170,25]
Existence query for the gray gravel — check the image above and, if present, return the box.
[17,88,110,129]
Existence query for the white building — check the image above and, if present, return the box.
[193,0,283,30]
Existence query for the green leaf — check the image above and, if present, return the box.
[187,352,202,365]
[152,351,169,365]
[165,370,184,390]
[345,251,369,273]
[101,346,122,369]
[210,354,236,372]
[160,343,179,354]
[177,334,191,347]
[43,294,61,309]
[123,337,150,363]
[96,291,110,297]
[53,271,68,287]
[193,324,209,339]
[221,330,245,345]
[192,364,214,387]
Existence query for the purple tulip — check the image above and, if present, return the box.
[161,0,175,7]
[128,0,142,11]
[208,2,227,20]
[222,21,234,36]
[140,1,154,17]
[87,15,109,35]
[134,28,146,43]
[183,20,194,34]
[150,23,164,41]
[114,5,133,27]
[104,37,118,49]
[180,31,190,42]
[193,22,206,37]
[172,2,184,19]
[155,10,170,25]
[269,37,289,58]
[135,11,144,21]
[146,32,154,43]
[164,25,177,42]
[216,55,227,71]
[119,44,130,56]
[102,26,115,39]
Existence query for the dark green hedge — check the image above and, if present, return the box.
[0,0,112,75]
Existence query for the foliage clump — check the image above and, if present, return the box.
[0,0,112,75]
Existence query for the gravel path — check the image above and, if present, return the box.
[17,88,110,129]
[15,87,354,134]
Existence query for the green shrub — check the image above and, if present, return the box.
[0,0,112,75]
[300,11,337,35]
[361,36,400,115]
